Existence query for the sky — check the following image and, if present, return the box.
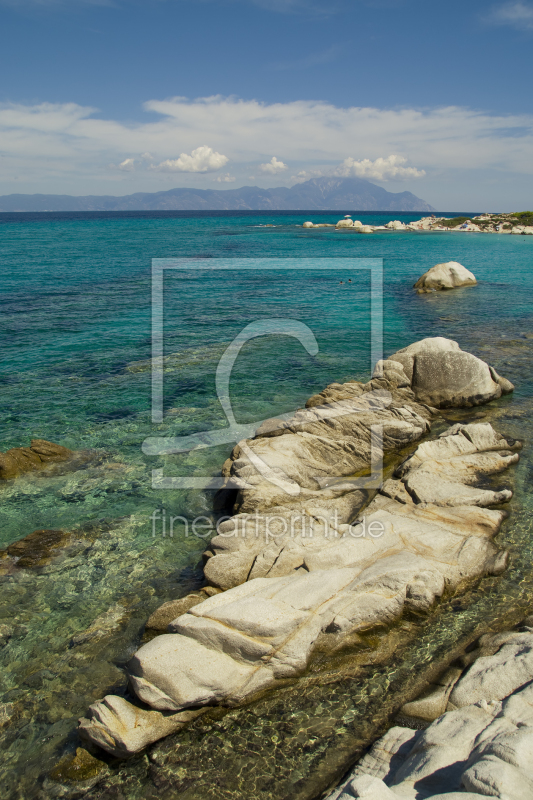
[0,0,532,209]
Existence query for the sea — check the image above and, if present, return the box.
[1,210,532,799]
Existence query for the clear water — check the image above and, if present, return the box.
[0,211,532,798]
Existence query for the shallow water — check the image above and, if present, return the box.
[0,211,532,798]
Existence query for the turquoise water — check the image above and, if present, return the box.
[1,211,533,798]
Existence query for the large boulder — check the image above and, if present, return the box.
[205,389,433,590]
[414,261,477,291]
[376,337,514,408]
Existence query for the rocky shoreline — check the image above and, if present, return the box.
[302,211,533,235]
[75,336,522,776]
[326,616,533,799]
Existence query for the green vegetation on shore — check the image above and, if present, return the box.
[439,216,471,228]
[436,211,533,232]
[511,211,533,226]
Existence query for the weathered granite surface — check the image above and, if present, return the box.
[414,261,477,292]
[77,338,519,757]
[379,337,514,409]
[326,619,533,800]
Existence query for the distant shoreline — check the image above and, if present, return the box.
[303,212,533,235]
[0,209,478,222]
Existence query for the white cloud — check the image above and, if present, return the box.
[488,2,533,29]
[152,145,229,172]
[335,154,425,181]
[0,95,533,206]
[118,157,135,171]
[259,156,288,174]
[214,172,236,182]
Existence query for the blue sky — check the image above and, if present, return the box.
[1,0,532,209]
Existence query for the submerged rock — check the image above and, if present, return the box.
[2,529,71,569]
[0,439,72,480]
[50,747,106,783]
[70,603,128,647]
[0,517,122,572]
[414,261,477,292]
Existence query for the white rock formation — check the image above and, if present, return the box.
[78,420,518,755]
[336,219,365,230]
[77,339,518,757]
[414,261,477,291]
[385,220,407,230]
[326,626,533,800]
[407,217,437,231]
[204,386,433,590]
[78,696,204,758]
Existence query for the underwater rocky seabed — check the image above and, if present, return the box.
[0,215,532,798]
[3,322,531,800]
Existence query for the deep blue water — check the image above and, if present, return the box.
[0,210,533,797]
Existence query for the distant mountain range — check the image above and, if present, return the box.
[0,176,435,213]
